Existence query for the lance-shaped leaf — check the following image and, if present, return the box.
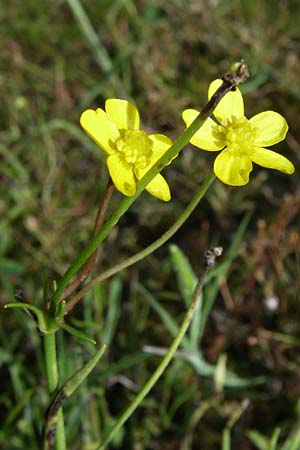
[44,345,106,450]
[61,322,96,344]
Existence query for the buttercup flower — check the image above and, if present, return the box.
[80,99,172,201]
[182,79,295,186]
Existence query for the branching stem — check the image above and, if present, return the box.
[51,60,249,308]
[66,172,215,312]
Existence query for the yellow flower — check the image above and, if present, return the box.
[182,79,295,186]
[80,99,172,201]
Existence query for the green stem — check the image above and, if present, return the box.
[55,412,66,450]
[44,333,58,394]
[61,178,114,301]
[43,333,66,450]
[51,61,249,308]
[66,172,215,312]
[95,268,208,450]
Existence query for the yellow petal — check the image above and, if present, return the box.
[249,111,288,146]
[182,109,225,151]
[80,108,120,154]
[250,147,295,174]
[107,154,136,196]
[148,134,173,165]
[208,79,244,125]
[134,160,171,201]
[105,99,140,130]
[145,173,171,201]
[214,149,252,186]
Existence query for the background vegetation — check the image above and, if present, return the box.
[1,1,300,449]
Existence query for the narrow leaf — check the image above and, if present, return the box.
[62,323,96,344]
[247,430,269,450]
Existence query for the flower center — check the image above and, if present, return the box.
[115,130,153,169]
[223,118,258,154]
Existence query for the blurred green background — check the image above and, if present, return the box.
[1,1,300,449]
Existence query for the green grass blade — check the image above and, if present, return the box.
[169,244,197,307]
[98,352,151,382]
[169,244,203,349]
[66,0,113,71]
[222,400,249,450]
[102,276,123,345]
[247,430,270,450]
[281,429,300,450]
[270,428,281,450]
[138,283,191,349]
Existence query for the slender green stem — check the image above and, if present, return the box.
[44,333,58,394]
[51,61,249,308]
[66,172,216,312]
[61,178,114,301]
[95,268,209,450]
[43,333,66,450]
[55,411,66,450]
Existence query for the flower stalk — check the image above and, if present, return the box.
[61,178,114,300]
[95,247,223,450]
[66,172,216,312]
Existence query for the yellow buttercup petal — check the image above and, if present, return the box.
[182,109,225,151]
[214,149,252,186]
[144,173,171,201]
[107,154,136,196]
[105,99,140,130]
[208,79,244,125]
[134,160,171,201]
[182,78,293,187]
[249,111,288,146]
[80,108,120,154]
[148,134,173,165]
[81,99,175,200]
[250,147,295,174]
